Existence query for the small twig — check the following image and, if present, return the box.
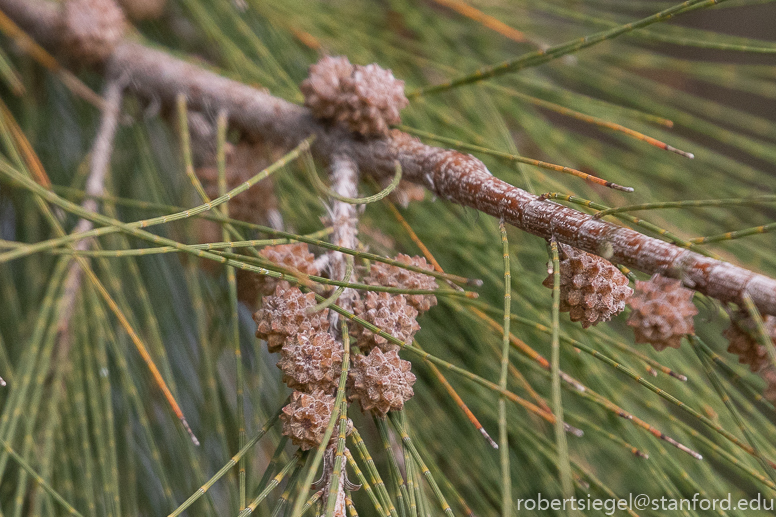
[58,77,125,347]
[324,152,361,328]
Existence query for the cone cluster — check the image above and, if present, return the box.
[626,274,698,351]
[542,245,632,328]
[253,245,432,448]
[301,56,408,136]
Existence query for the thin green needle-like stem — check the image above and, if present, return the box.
[270,452,304,517]
[306,151,403,204]
[19,186,476,287]
[213,109,246,512]
[47,232,330,257]
[168,408,283,517]
[345,449,387,517]
[216,249,461,297]
[5,163,467,300]
[312,257,353,313]
[497,221,511,516]
[349,428,398,517]
[690,222,776,245]
[176,94,209,202]
[594,195,776,218]
[538,311,776,466]
[0,436,84,516]
[254,438,290,498]
[694,338,775,413]
[389,413,453,517]
[324,396,349,517]
[549,240,574,505]
[0,136,315,264]
[325,327,352,517]
[690,336,776,488]
[410,0,731,97]
[239,453,303,516]
[0,113,203,445]
[564,412,649,459]
[374,417,409,517]
[300,489,324,516]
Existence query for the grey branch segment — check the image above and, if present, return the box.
[4,0,775,316]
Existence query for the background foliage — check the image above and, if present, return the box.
[1,0,776,515]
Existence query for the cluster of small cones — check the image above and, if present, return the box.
[543,243,775,402]
[252,244,433,450]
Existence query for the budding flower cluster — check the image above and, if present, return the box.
[253,245,433,448]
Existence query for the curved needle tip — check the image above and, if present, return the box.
[182,418,200,446]
[666,145,694,159]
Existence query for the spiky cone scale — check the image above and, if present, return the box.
[723,313,776,373]
[253,282,329,353]
[363,254,438,313]
[301,56,408,137]
[352,292,420,353]
[60,0,126,65]
[280,390,335,451]
[627,274,698,351]
[542,244,632,328]
[348,348,416,416]
[277,331,343,393]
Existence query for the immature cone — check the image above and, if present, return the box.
[61,0,126,65]
[348,348,416,416]
[301,56,408,136]
[723,313,776,373]
[364,254,438,313]
[253,282,329,353]
[542,245,632,328]
[353,292,420,353]
[280,390,335,451]
[277,331,343,393]
[626,274,698,351]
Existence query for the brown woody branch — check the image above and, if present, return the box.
[3,0,776,317]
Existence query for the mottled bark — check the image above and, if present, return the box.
[3,0,775,316]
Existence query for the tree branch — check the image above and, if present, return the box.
[3,0,775,316]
